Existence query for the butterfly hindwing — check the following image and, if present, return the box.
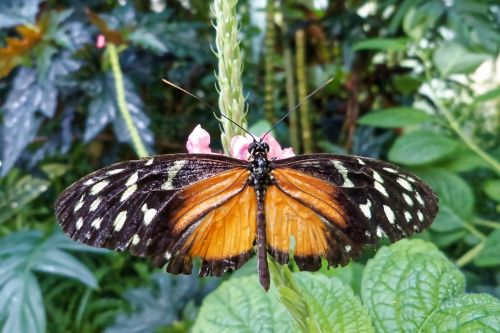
[55,154,247,259]
[270,154,439,267]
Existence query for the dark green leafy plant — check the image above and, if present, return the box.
[194,240,500,332]
[0,230,103,333]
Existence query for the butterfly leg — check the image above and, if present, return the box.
[257,193,270,291]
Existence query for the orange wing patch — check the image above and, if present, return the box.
[163,169,256,276]
[267,168,359,270]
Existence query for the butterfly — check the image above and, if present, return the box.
[55,139,439,290]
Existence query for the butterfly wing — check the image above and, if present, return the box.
[267,154,439,269]
[55,154,254,275]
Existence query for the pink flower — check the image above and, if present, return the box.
[186,125,295,160]
[96,34,107,49]
[186,124,212,154]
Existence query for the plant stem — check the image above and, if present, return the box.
[295,29,313,153]
[473,218,500,229]
[264,0,276,125]
[283,19,300,153]
[211,0,247,154]
[456,241,484,267]
[108,43,148,158]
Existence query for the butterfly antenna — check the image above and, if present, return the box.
[161,79,257,140]
[262,78,334,140]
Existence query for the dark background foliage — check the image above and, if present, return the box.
[0,0,499,332]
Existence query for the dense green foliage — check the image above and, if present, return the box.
[0,1,499,332]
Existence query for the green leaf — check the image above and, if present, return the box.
[33,248,97,288]
[358,107,434,128]
[474,87,500,104]
[0,174,50,224]
[192,276,295,333]
[431,205,465,233]
[474,230,500,267]
[0,230,101,333]
[416,168,474,218]
[352,38,408,52]
[433,42,489,77]
[295,273,374,333]
[483,180,500,202]
[421,294,500,332]
[319,262,364,295]
[388,131,459,166]
[362,239,465,332]
[437,149,490,172]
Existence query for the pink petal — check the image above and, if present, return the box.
[186,124,212,154]
[263,135,296,159]
[230,135,253,160]
[96,35,107,49]
[280,148,296,158]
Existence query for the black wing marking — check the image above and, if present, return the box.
[273,154,439,245]
[55,154,247,258]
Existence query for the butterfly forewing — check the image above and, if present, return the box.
[273,154,439,248]
[55,154,247,259]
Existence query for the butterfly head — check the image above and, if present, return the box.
[248,140,270,159]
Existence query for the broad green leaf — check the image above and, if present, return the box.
[362,239,465,332]
[319,262,364,295]
[0,230,101,333]
[0,174,50,224]
[433,42,489,77]
[388,131,459,166]
[34,248,97,288]
[421,294,500,332]
[474,87,500,104]
[429,229,468,248]
[352,38,408,52]
[431,205,464,233]
[403,2,445,40]
[192,275,295,333]
[483,180,500,202]
[416,168,474,218]
[474,230,500,267]
[0,273,45,333]
[437,149,490,172]
[295,273,374,333]
[358,107,433,128]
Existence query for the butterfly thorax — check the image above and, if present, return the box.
[248,142,272,200]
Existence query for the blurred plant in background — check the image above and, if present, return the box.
[0,0,499,332]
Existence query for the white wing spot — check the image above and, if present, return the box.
[120,184,137,202]
[107,168,125,175]
[84,178,96,186]
[165,251,172,260]
[76,218,83,230]
[404,211,412,222]
[145,158,154,166]
[356,158,365,165]
[91,180,109,195]
[162,160,187,190]
[397,177,413,191]
[345,245,352,253]
[131,234,140,246]
[125,172,139,186]
[113,211,127,231]
[359,199,372,219]
[74,195,85,212]
[91,217,103,229]
[332,161,355,187]
[383,167,398,174]
[375,182,389,197]
[415,192,424,205]
[89,198,102,212]
[383,205,395,224]
[373,171,384,184]
[405,175,417,183]
[376,226,385,238]
[403,193,414,206]
[141,204,157,226]
[417,210,424,222]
